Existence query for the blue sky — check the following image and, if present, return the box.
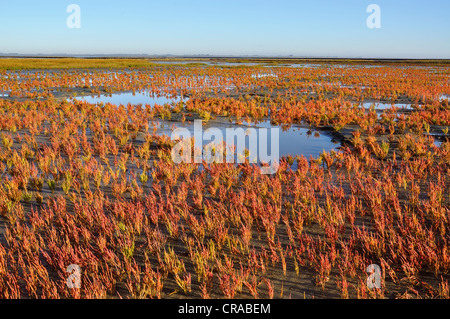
[0,0,449,58]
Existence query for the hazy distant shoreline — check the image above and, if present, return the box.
[0,55,449,65]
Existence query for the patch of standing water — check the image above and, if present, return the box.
[70,91,186,108]
[284,63,323,68]
[252,120,339,160]
[440,94,449,102]
[429,133,448,148]
[434,139,443,147]
[157,119,339,161]
[360,102,413,110]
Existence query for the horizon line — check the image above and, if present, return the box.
[1,54,450,61]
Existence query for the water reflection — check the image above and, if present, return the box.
[71,91,185,108]
[360,102,413,110]
[157,119,338,160]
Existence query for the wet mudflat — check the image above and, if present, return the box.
[0,60,448,299]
